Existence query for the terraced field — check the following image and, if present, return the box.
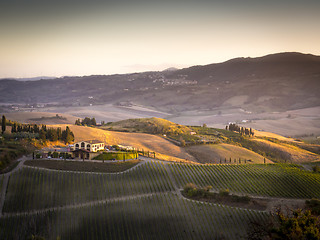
[0,158,320,239]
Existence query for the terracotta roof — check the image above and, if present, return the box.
[87,140,104,144]
[75,140,104,144]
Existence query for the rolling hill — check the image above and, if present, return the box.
[50,124,197,163]
[185,143,272,164]
[0,52,319,114]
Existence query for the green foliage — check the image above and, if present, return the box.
[0,139,31,171]
[313,166,320,173]
[52,152,59,158]
[219,188,230,197]
[183,183,198,197]
[93,152,137,161]
[227,123,254,137]
[61,126,74,144]
[306,199,320,215]
[76,117,97,126]
[270,209,320,239]
[1,115,6,134]
[102,117,200,144]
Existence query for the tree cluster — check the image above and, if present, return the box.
[11,123,41,134]
[226,123,254,136]
[39,126,74,144]
[248,208,320,240]
[10,121,74,143]
[75,117,96,126]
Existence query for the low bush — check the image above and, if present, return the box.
[219,188,230,197]
[306,198,320,215]
[313,165,320,173]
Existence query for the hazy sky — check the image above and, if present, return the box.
[1,0,319,78]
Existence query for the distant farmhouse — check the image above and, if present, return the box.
[71,140,105,160]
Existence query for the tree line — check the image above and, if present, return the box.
[226,123,254,136]
[75,117,96,126]
[38,125,74,144]
[1,115,74,143]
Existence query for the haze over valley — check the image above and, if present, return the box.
[1,52,320,137]
[1,0,320,238]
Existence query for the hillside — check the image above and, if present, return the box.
[251,138,320,163]
[101,117,199,143]
[1,112,77,125]
[45,115,320,164]
[185,143,271,164]
[0,52,319,114]
[103,117,192,135]
[50,124,197,163]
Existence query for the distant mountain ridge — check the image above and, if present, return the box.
[0,52,319,113]
[0,76,56,81]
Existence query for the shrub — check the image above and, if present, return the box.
[313,166,320,173]
[219,188,230,197]
[183,183,199,197]
[306,198,320,215]
[52,152,59,158]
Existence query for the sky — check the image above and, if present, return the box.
[0,0,319,78]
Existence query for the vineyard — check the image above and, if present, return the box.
[170,163,320,198]
[0,193,269,240]
[3,162,173,213]
[0,159,320,239]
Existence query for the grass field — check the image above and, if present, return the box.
[24,159,140,173]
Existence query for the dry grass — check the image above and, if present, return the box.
[254,130,295,142]
[49,124,197,163]
[252,138,320,163]
[185,143,271,164]
[2,112,78,124]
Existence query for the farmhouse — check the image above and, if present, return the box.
[71,140,105,160]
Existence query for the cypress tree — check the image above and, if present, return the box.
[39,129,46,141]
[11,123,17,133]
[1,115,6,134]
[90,118,97,126]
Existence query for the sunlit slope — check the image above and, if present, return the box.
[185,143,272,164]
[50,124,197,163]
[252,138,320,163]
[102,117,192,135]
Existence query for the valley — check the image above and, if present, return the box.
[1,52,320,239]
